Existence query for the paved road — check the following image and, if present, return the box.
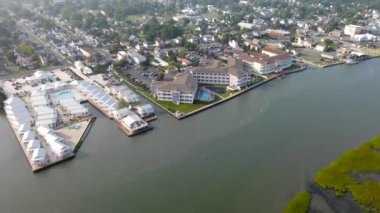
[17,22,72,66]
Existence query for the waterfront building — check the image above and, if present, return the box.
[4,96,33,128]
[135,104,155,118]
[113,108,131,120]
[27,139,41,153]
[59,98,89,118]
[18,123,31,136]
[151,73,198,105]
[31,148,47,166]
[34,106,57,128]
[37,126,54,138]
[122,114,145,129]
[235,48,292,74]
[22,131,36,144]
[45,133,72,158]
[190,58,251,87]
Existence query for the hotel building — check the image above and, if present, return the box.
[235,48,292,74]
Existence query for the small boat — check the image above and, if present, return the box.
[346,59,358,64]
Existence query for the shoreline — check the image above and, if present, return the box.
[116,65,307,120]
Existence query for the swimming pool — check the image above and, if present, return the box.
[57,91,75,100]
[198,89,214,102]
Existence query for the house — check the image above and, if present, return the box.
[37,126,54,137]
[79,46,96,58]
[127,50,146,65]
[129,34,138,43]
[238,22,254,30]
[151,72,198,105]
[113,108,131,120]
[353,34,377,42]
[297,37,315,48]
[45,133,72,158]
[83,67,93,75]
[329,30,343,38]
[135,104,155,118]
[268,29,290,37]
[117,51,128,61]
[315,44,326,52]
[22,131,36,144]
[188,37,201,44]
[31,148,47,165]
[4,96,33,128]
[202,35,215,43]
[190,58,251,87]
[321,53,336,60]
[181,58,191,66]
[344,25,367,37]
[135,43,145,51]
[229,40,239,49]
[235,48,292,74]
[27,139,41,153]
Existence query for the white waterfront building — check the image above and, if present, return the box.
[45,133,72,158]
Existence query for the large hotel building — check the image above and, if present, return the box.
[151,58,251,105]
[235,48,292,74]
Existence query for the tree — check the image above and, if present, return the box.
[156,72,165,81]
[0,89,6,111]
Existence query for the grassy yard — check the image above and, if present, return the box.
[220,90,238,98]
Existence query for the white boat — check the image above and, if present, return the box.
[346,59,358,64]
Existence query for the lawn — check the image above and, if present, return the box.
[156,98,219,114]
[283,191,311,213]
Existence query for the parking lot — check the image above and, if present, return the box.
[118,64,160,87]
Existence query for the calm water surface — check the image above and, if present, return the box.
[1,59,380,212]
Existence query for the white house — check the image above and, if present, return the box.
[31,148,47,165]
[117,51,128,61]
[135,104,155,118]
[127,50,146,65]
[22,131,36,144]
[27,139,41,153]
[37,126,54,138]
[354,33,377,42]
[315,44,326,52]
[229,40,239,49]
[122,114,145,129]
[113,108,131,120]
[45,133,72,158]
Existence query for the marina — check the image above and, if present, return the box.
[1,59,380,212]
[1,68,154,172]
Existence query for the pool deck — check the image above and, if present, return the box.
[55,118,94,151]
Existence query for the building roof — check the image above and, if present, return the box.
[191,57,248,78]
[152,72,198,92]
[235,49,291,65]
[37,126,54,137]
[27,139,40,151]
[32,148,46,162]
